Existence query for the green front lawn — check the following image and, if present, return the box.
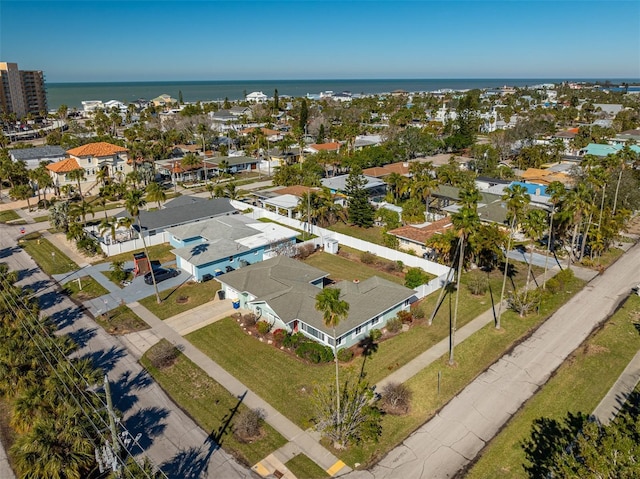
[0,210,20,223]
[141,341,287,466]
[327,223,385,246]
[19,234,79,275]
[94,305,149,335]
[285,454,330,479]
[139,279,220,320]
[338,272,586,468]
[97,243,176,266]
[467,293,640,479]
[62,275,109,301]
[303,251,405,285]
[33,215,49,223]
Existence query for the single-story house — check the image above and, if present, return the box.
[580,143,640,157]
[218,256,416,349]
[321,174,387,197]
[362,161,411,178]
[213,155,260,173]
[387,217,454,256]
[305,142,341,155]
[9,145,66,170]
[168,215,299,281]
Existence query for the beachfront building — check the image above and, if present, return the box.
[0,62,47,118]
[218,255,415,350]
[246,91,268,103]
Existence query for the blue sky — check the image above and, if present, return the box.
[1,1,639,82]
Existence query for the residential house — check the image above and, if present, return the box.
[218,255,416,349]
[387,217,454,257]
[320,174,387,204]
[254,185,321,218]
[46,142,131,193]
[580,143,640,157]
[246,91,268,103]
[9,145,66,170]
[305,142,341,155]
[151,94,178,107]
[89,196,237,256]
[81,100,103,114]
[169,215,299,281]
[362,161,411,179]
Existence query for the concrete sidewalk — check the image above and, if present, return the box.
[593,349,640,425]
[127,301,351,477]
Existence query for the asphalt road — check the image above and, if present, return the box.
[0,223,254,479]
[347,241,640,479]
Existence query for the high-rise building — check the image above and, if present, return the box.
[0,62,47,118]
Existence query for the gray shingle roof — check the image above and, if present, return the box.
[118,196,236,232]
[9,146,66,161]
[220,256,415,338]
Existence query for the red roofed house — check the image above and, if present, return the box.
[47,141,131,193]
[305,142,341,155]
[387,217,454,257]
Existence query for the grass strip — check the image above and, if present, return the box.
[141,341,287,466]
[94,305,149,335]
[465,293,640,479]
[19,234,79,275]
[0,210,20,223]
[285,454,330,478]
[62,275,109,300]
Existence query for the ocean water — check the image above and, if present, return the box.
[45,78,628,110]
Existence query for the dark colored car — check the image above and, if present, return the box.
[144,268,179,285]
[225,265,235,273]
[201,273,214,283]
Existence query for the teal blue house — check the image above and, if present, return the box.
[168,215,298,281]
[218,256,416,349]
[581,143,640,157]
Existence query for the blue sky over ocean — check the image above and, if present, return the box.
[1,1,639,82]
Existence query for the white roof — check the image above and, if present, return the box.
[262,194,300,209]
[236,221,299,249]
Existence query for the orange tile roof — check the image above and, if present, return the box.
[387,217,454,244]
[363,162,410,178]
[362,167,389,177]
[67,142,127,157]
[273,185,319,197]
[239,127,281,136]
[46,158,81,173]
[310,142,340,151]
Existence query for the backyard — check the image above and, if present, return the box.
[302,249,406,285]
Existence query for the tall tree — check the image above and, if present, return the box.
[124,190,161,304]
[346,167,375,228]
[145,181,166,209]
[315,287,350,437]
[66,168,86,199]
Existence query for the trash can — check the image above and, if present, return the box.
[232,300,240,309]
[217,290,225,300]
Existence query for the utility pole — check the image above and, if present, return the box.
[104,375,122,478]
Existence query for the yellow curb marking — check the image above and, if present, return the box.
[326,460,346,476]
[252,462,270,477]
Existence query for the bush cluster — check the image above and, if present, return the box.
[337,348,354,362]
[272,328,287,346]
[386,317,402,333]
[148,340,180,369]
[283,332,305,349]
[360,251,377,264]
[467,269,489,295]
[295,341,334,363]
[296,243,316,259]
[256,321,271,335]
[234,408,265,442]
[381,382,412,415]
[404,267,430,288]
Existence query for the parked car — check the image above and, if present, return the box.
[144,268,179,285]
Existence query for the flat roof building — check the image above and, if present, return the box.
[0,62,47,118]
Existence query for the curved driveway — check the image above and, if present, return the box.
[348,242,640,479]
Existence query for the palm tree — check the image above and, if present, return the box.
[146,181,166,209]
[181,153,203,181]
[449,204,480,365]
[67,168,86,199]
[315,288,350,432]
[409,161,437,220]
[99,217,118,244]
[9,183,34,210]
[197,122,210,180]
[521,208,547,294]
[497,184,530,329]
[69,200,94,226]
[125,190,161,303]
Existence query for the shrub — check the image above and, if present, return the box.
[397,310,413,324]
[384,260,403,273]
[467,270,489,296]
[386,317,402,333]
[381,382,412,415]
[110,260,128,283]
[337,348,354,362]
[369,328,382,342]
[256,321,271,335]
[234,408,265,442]
[295,342,334,363]
[507,288,542,318]
[296,243,316,260]
[404,267,429,288]
[147,340,180,369]
[360,251,376,264]
[272,329,287,346]
[283,332,305,349]
[242,313,257,327]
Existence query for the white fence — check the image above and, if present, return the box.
[233,201,453,298]
[98,232,169,257]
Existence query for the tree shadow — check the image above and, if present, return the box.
[17,267,40,281]
[49,305,85,329]
[0,245,21,259]
[161,392,247,479]
[521,412,588,479]
[429,281,456,325]
[67,326,97,349]
[111,370,152,414]
[38,290,64,310]
[633,323,640,335]
[358,334,379,382]
[190,243,209,257]
[122,406,169,452]
[80,345,126,374]
[27,278,52,294]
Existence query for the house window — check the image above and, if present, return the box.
[355,325,362,335]
[371,316,380,326]
[336,337,342,345]
[87,157,92,164]
[300,323,325,342]
[229,256,233,262]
